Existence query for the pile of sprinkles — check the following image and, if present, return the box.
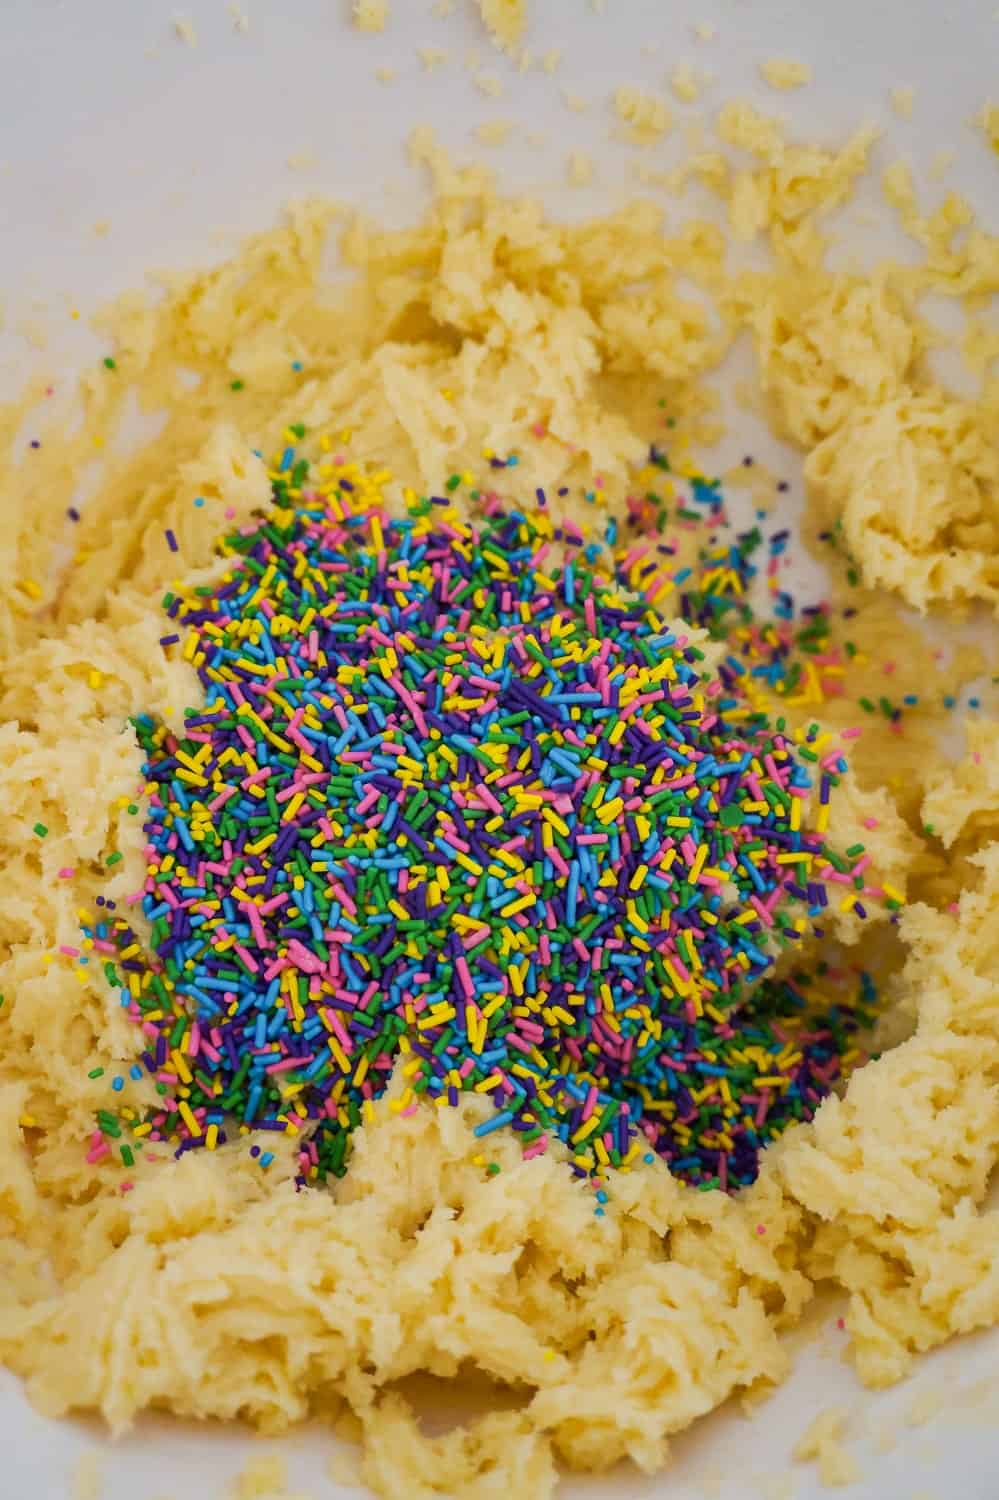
[85,434,894,1193]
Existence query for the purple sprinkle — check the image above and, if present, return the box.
[165,529,179,553]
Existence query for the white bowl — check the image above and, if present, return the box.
[1,2,997,1496]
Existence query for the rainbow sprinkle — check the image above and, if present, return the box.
[85,437,884,1191]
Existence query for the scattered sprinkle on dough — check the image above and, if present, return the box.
[614,85,672,141]
[694,21,717,42]
[670,63,703,104]
[794,1409,860,1489]
[475,119,514,146]
[978,101,999,154]
[72,1450,104,1500]
[477,0,527,50]
[353,0,388,33]
[173,14,197,45]
[567,150,593,186]
[418,46,449,70]
[759,58,813,92]
[890,86,916,119]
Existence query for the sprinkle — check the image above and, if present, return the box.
[84,437,881,1193]
[164,529,179,553]
[33,823,48,838]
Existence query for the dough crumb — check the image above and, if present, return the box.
[872,1419,898,1454]
[670,63,703,103]
[567,150,593,186]
[475,119,514,146]
[978,101,999,153]
[906,1386,945,1427]
[418,46,449,69]
[694,21,717,41]
[473,71,504,97]
[929,148,954,178]
[759,58,812,91]
[227,1,250,32]
[561,88,588,113]
[353,0,388,33]
[759,1475,795,1500]
[72,1450,104,1500]
[794,1407,860,1488]
[432,0,454,14]
[477,0,527,49]
[541,47,562,74]
[375,65,396,83]
[328,1448,365,1487]
[614,85,672,141]
[235,1453,287,1498]
[890,86,915,119]
[173,14,197,45]
[286,152,317,171]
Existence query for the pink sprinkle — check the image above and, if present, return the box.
[57,867,76,879]
[455,955,475,1000]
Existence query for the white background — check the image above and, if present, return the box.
[1,1,997,1497]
